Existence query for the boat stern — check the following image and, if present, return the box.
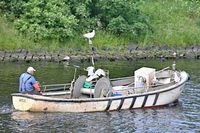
[11,93,35,111]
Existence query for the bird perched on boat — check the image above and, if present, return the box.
[85,66,106,82]
[83,30,95,44]
[85,66,95,76]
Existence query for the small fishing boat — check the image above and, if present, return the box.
[11,65,189,113]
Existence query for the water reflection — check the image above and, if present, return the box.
[7,103,198,133]
[11,112,36,120]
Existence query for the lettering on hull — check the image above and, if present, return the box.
[19,99,26,102]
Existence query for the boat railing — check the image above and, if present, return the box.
[110,67,170,82]
[41,83,71,92]
[110,76,134,81]
[155,67,170,74]
[113,80,176,95]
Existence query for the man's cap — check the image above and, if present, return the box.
[27,66,36,73]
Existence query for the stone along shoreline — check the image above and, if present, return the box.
[0,45,200,63]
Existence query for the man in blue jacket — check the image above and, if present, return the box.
[19,66,42,94]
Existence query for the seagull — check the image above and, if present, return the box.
[85,66,95,76]
[83,30,95,44]
[85,68,106,82]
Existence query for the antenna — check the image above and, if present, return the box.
[172,52,177,71]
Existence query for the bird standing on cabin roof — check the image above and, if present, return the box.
[83,30,95,44]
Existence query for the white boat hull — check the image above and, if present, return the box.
[12,71,189,112]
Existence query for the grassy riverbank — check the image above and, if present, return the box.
[138,0,200,47]
[1,0,200,51]
[0,17,129,51]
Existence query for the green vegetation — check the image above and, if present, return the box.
[138,0,200,47]
[0,0,200,51]
[0,17,36,50]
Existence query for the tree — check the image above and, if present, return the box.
[95,0,149,35]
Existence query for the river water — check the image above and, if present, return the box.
[0,59,199,132]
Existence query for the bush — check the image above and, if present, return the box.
[1,0,149,43]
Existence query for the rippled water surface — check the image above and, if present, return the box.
[0,59,199,132]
